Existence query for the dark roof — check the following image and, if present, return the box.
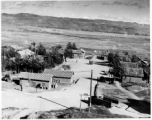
[43,69,74,78]
[72,50,82,54]
[18,72,53,81]
[123,68,144,78]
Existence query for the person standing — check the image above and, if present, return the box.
[94,83,99,98]
[20,80,23,91]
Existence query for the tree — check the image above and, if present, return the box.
[14,55,21,73]
[21,56,30,72]
[108,52,124,81]
[66,42,72,49]
[5,58,14,71]
[64,42,77,59]
[29,42,36,53]
[5,48,18,58]
[45,56,55,68]
[72,42,77,50]
[36,43,46,56]
[107,53,114,66]
[56,44,62,49]
[64,49,73,58]
[131,54,139,62]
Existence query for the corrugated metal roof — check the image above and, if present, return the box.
[18,72,53,81]
[43,69,74,78]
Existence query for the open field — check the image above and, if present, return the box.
[2,24,150,58]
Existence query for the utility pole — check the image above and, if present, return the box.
[89,70,93,113]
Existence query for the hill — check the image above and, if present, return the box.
[2,13,150,36]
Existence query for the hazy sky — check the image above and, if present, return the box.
[1,0,150,24]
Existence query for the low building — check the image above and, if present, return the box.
[17,72,53,89]
[43,69,74,84]
[72,49,85,58]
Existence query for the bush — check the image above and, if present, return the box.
[62,65,71,70]
[89,60,93,64]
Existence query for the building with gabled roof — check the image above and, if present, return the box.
[16,72,53,89]
[43,69,74,84]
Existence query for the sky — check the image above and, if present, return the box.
[1,0,150,24]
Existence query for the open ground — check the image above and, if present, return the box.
[2,25,150,56]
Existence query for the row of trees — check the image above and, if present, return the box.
[2,42,78,73]
[29,42,46,56]
[2,42,64,73]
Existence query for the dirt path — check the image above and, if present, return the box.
[115,81,140,100]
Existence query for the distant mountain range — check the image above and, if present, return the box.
[2,13,150,36]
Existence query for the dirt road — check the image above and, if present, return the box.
[115,81,140,100]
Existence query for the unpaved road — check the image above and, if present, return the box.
[115,81,140,100]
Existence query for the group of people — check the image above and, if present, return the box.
[51,83,58,89]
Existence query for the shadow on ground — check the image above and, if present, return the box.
[85,77,98,82]
[125,98,151,114]
[93,62,109,66]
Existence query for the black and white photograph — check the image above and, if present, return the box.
[1,0,150,119]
